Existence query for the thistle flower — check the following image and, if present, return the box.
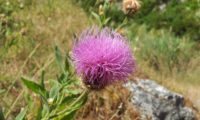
[99,5,104,15]
[123,0,141,14]
[72,27,135,89]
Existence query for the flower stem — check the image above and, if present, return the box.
[49,89,89,119]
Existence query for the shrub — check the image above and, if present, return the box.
[76,0,200,41]
[133,0,200,41]
[127,24,195,73]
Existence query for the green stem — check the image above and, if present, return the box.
[49,89,89,119]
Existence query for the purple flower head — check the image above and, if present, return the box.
[72,27,135,89]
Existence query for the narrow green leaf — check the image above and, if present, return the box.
[40,70,45,89]
[64,89,81,95]
[58,94,79,110]
[57,73,69,84]
[21,77,47,97]
[0,89,6,94]
[14,107,27,120]
[91,12,101,25]
[72,94,88,109]
[49,82,60,99]
[41,104,49,118]
[0,107,5,120]
[103,17,111,25]
[55,46,64,71]
[59,95,87,120]
[64,55,70,72]
[50,90,88,120]
[36,99,43,120]
[55,46,69,80]
[49,109,76,120]
[60,110,77,120]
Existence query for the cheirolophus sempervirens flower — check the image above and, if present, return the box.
[72,27,135,89]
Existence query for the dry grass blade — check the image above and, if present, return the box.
[3,43,41,98]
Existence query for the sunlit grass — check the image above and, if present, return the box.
[0,0,89,119]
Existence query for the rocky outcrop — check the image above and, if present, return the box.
[125,79,196,120]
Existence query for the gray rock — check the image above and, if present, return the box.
[124,79,196,120]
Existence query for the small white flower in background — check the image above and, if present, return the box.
[20,3,24,8]
[48,98,54,105]
[6,1,10,6]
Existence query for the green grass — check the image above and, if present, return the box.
[128,24,200,83]
[0,0,89,119]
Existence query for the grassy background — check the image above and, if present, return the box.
[0,0,200,119]
[0,0,89,119]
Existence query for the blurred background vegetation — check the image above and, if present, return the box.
[0,0,200,119]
